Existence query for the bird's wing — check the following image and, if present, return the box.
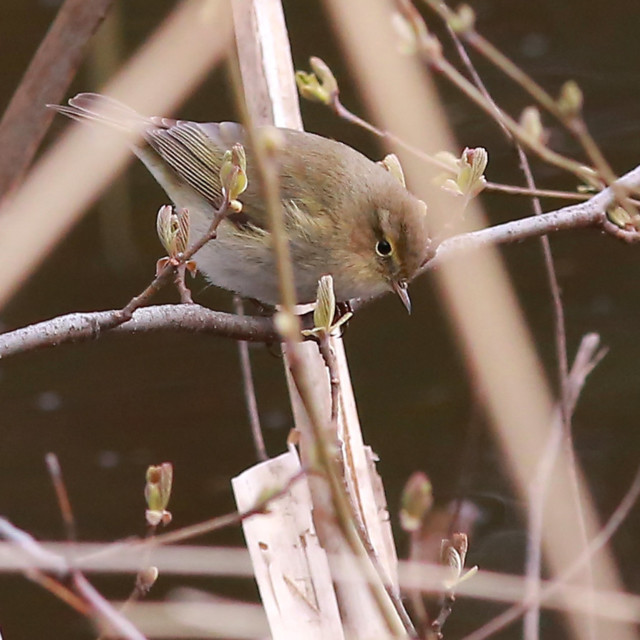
[145,120,284,231]
[144,121,244,209]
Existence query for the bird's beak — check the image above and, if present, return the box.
[392,280,412,314]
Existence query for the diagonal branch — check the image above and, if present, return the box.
[0,0,115,199]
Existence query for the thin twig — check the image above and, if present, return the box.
[173,264,193,304]
[421,0,634,214]
[0,518,146,640]
[32,572,91,615]
[45,453,78,543]
[72,572,147,640]
[497,334,605,640]
[419,0,630,202]
[445,23,575,640]
[317,335,340,426]
[234,296,268,462]
[330,93,600,204]
[461,458,640,640]
[485,183,585,201]
[391,4,592,180]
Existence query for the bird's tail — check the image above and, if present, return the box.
[48,93,154,135]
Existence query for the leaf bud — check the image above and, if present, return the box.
[378,153,406,187]
[557,80,584,118]
[295,57,338,104]
[313,275,336,333]
[449,4,476,33]
[519,106,546,145]
[220,143,248,203]
[156,206,190,258]
[399,471,433,532]
[144,462,173,527]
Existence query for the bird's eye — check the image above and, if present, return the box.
[376,239,393,256]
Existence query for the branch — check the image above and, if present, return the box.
[426,161,640,272]
[524,334,606,640]
[0,304,278,359]
[3,161,640,360]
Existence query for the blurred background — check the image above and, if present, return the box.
[1,0,640,637]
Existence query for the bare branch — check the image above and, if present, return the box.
[234,296,268,462]
[0,0,115,198]
[0,304,278,359]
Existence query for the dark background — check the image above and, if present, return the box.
[1,1,639,638]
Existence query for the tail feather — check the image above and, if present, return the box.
[48,92,152,135]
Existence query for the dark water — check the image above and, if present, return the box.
[1,0,640,638]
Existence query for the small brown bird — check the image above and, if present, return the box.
[51,93,431,311]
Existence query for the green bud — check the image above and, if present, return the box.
[607,206,632,229]
[313,275,336,333]
[460,147,488,192]
[519,106,545,144]
[449,4,476,33]
[399,471,433,532]
[607,205,640,230]
[295,71,329,104]
[440,533,477,590]
[302,275,352,340]
[295,57,338,105]
[441,539,463,578]
[220,143,248,203]
[156,206,190,257]
[310,57,338,97]
[378,153,406,187]
[557,80,583,117]
[144,463,173,526]
[438,147,488,198]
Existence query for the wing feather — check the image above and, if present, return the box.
[145,123,226,206]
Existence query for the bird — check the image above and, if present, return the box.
[50,93,431,312]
